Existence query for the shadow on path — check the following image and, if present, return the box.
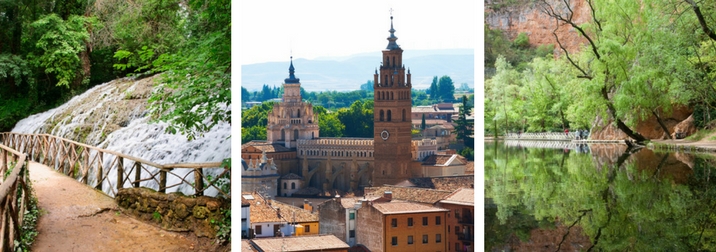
[28,161,197,252]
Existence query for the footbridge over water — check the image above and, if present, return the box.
[0,132,230,251]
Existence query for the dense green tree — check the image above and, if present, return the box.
[429,76,439,100]
[421,114,426,130]
[313,105,344,137]
[437,75,455,102]
[336,100,373,137]
[454,95,473,144]
[360,80,374,91]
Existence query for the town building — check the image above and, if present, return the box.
[241,14,464,197]
[271,199,320,236]
[280,173,303,197]
[248,234,350,252]
[419,154,468,177]
[437,188,475,252]
[411,103,459,121]
[242,195,251,239]
[355,191,449,252]
[241,154,280,197]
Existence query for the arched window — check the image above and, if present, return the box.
[380,110,384,121]
[294,129,299,140]
[392,56,395,67]
[284,182,287,189]
[391,92,394,100]
[297,109,301,117]
[386,57,389,66]
[387,110,392,121]
[402,109,406,122]
[291,182,296,189]
[281,129,285,140]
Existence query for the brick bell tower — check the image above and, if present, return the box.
[372,13,413,186]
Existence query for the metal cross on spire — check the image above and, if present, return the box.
[389,8,393,16]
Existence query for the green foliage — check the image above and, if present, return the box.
[0,54,32,86]
[437,75,455,102]
[336,100,373,137]
[152,211,161,222]
[15,165,39,252]
[211,208,231,244]
[149,0,231,139]
[460,146,474,161]
[314,106,345,137]
[360,80,374,91]
[453,95,473,142]
[30,14,102,88]
[429,76,439,100]
[512,32,530,49]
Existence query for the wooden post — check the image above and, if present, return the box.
[117,157,124,191]
[159,168,168,193]
[95,152,104,190]
[1,149,6,175]
[133,162,141,188]
[194,168,204,196]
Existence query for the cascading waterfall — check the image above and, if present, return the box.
[11,76,231,197]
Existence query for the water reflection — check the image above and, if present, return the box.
[485,140,716,251]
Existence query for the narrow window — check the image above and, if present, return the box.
[291,182,295,189]
[391,218,397,227]
[423,217,428,226]
[349,212,355,220]
[391,237,397,246]
[349,230,355,238]
[305,225,310,232]
[283,183,287,189]
[380,110,384,121]
[436,234,441,243]
[436,216,441,225]
[408,235,413,245]
[423,235,428,244]
[387,110,392,121]
[402,109,406,122]
[408,218,413,227]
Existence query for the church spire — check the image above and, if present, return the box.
[285,56,300,83]
[386,12,400,50]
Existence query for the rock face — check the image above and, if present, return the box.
[485,0,589,55]
[116,187,229,238]
[591,106,694,140]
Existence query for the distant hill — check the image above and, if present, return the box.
[241,49,474,92]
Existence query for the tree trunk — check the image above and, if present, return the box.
[652,109,673,140]
[601,86,647,143]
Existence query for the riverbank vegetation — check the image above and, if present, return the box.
[485,0,716,143]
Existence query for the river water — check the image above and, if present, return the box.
[485,140,716,251]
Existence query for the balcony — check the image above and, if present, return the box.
[457,233,474,241]
[459,216,474,225]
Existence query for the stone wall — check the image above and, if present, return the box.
[318,199,347,243]
[116,187,229,238]
[355,201,384,252]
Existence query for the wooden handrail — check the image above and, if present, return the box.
[0,143,29,251]
[0,132,230,198]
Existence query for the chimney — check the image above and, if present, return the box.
[335,194,341,204]
[383,191,392,201]
[303,199,309,210]
[276,207,281,219]
[309,202,314,213]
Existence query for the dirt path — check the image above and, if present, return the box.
[651,131,716,150]
[29,161,199,252]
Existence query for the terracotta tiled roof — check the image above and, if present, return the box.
[281,173,303,180]
[372,201,448,214]
[364,186,452,204]
[421,154,465,166]
[242,240,256,251]
[241,195,251,207]
[270,200,319,223]
[408,175,474,191]
[246,193,284,223]
[250,235,349,251]
[464,161,474,174]
[241,141,293,152]
[440,188,474,206]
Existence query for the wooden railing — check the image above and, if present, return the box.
[0,143,29,251]
[0,133,230,198]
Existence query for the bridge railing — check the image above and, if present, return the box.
[0,143,29,251]
[0,133,229,198]
[505,132,584,140]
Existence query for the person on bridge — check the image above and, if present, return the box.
[564,128,569,138]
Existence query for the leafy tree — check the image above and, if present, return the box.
[146,0,230,141]
[360,80,374,91]
[437,75,455,102]
[429,76,439,100]
[512,32,530,49]
[454,94,473,146]
[313,105,344,137]
[421,114,427,130]
[336,100,373,137]
[30,14,101,88]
